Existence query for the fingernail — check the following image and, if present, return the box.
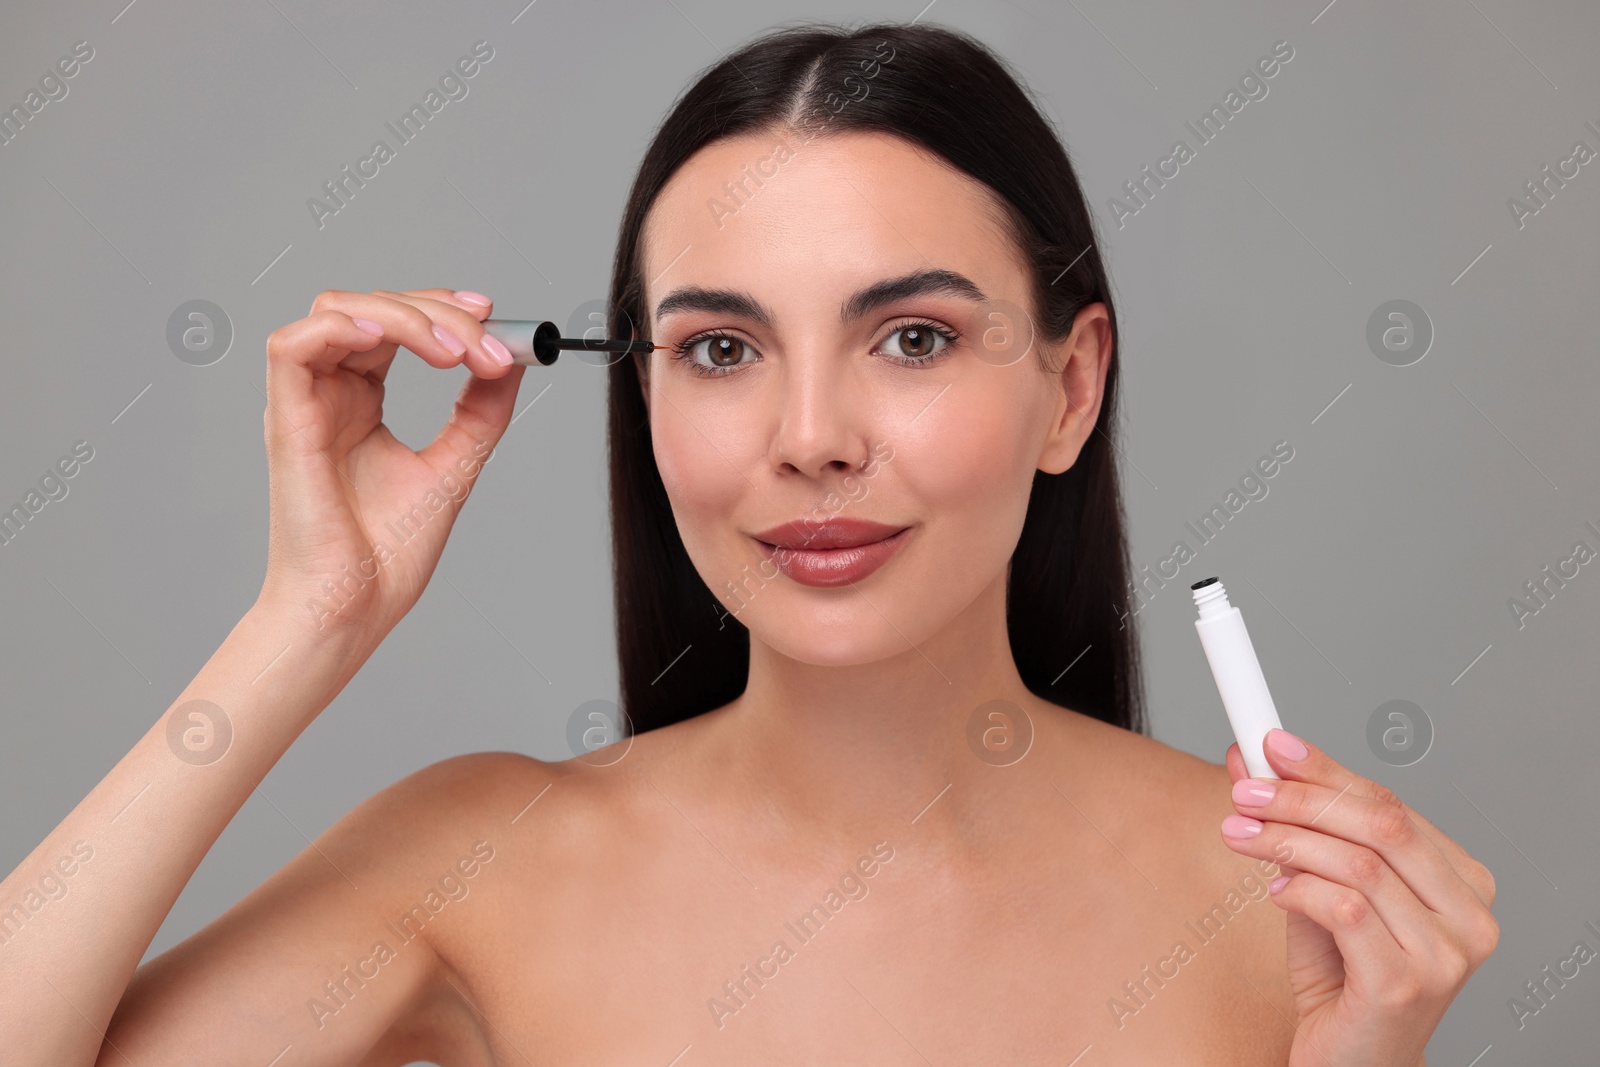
[1232,778,1276,807]
[432,324,467,358]
[1221,814,1263,838]
[1266,728,1309,762]
[352,317,385,336]
[454,290,492,307]
[1269,875,1290,894]
[480,333,513,367]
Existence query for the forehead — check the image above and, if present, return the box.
[640,129,1026,327]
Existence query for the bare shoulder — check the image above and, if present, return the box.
[106,751,604,1067]
[1039,701,1237,831]
[1032,701,1292,978]
[359,728,695,906]
[1045,703,1279,885]
[294,749,632,1061]
[384,713,699,817]
[311,751,572,879]
[335,747,640,887]
[355,749,581,830]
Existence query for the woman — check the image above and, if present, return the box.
[2,20,1496,1066]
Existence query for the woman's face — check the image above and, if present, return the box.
[638,128,1108,666]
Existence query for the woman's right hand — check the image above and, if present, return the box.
[0,289,527,1067]
[257,287,524,648]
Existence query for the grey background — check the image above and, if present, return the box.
[2,0,1596,1062]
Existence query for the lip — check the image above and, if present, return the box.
[751,518,912,588]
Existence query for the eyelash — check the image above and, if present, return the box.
[669,319,962,378]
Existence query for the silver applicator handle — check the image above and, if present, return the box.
[481,319,659,367]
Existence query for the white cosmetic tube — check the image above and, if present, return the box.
[1192,577,1284,779]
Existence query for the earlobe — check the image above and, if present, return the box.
[1036,380,1081,475]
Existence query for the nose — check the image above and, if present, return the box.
[767,351,873,478]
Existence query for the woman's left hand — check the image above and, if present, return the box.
[1220,728,1499,1067]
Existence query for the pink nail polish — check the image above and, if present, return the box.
[454,290,492,307]
[480,333,513,367]
[352,317,384,336]
[1266,729,1309,762]
[432,324,467,358]
[1269,875,1290,894]
[1221,814,1263,838]
[1232,778,1276,806]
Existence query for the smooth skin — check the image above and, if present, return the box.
[0,130,1495,1066]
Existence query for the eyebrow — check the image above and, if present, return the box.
[652,268,988,329]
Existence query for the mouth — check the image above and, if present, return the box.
[751,519,913,588]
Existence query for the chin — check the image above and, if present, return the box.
[747,597,935,667]
[759,626,914,667]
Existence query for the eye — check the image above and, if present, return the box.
[668,319,960,378]
[671,332,757,377]
[878,320,959,366]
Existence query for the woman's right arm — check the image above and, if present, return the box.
[0,288,527,1066]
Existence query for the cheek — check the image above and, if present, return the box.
[651,401,752,567]
[899,387,1039,552]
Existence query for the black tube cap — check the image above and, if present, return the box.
[1190,576,1219,590]
[531,320,562,366]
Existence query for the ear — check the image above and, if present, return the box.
[1037,302,1112,475]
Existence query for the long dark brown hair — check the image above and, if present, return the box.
[605,20,1145,737]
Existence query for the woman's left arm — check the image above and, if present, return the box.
[1218,727,1499,1067]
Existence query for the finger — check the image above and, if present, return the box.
[305,290,469,377]
[1264,869,1417,1011]
[1224,742,1247,782]
[1256,728,1496,913]
[1231,774,1487,926]
[264,308,396,413]
[1220,815,1438,956]
[1402,804,1497,908]
[395,288,495,321]
[371,290,511,379]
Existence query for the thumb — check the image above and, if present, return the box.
[1224,742,1248,783]
[417,362,527,483]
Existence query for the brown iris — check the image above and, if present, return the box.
[894,326,939,359]
[707,337,745,366]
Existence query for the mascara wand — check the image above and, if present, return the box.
[481,319,665,367]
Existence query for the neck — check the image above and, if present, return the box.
[708,571,1036,852]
